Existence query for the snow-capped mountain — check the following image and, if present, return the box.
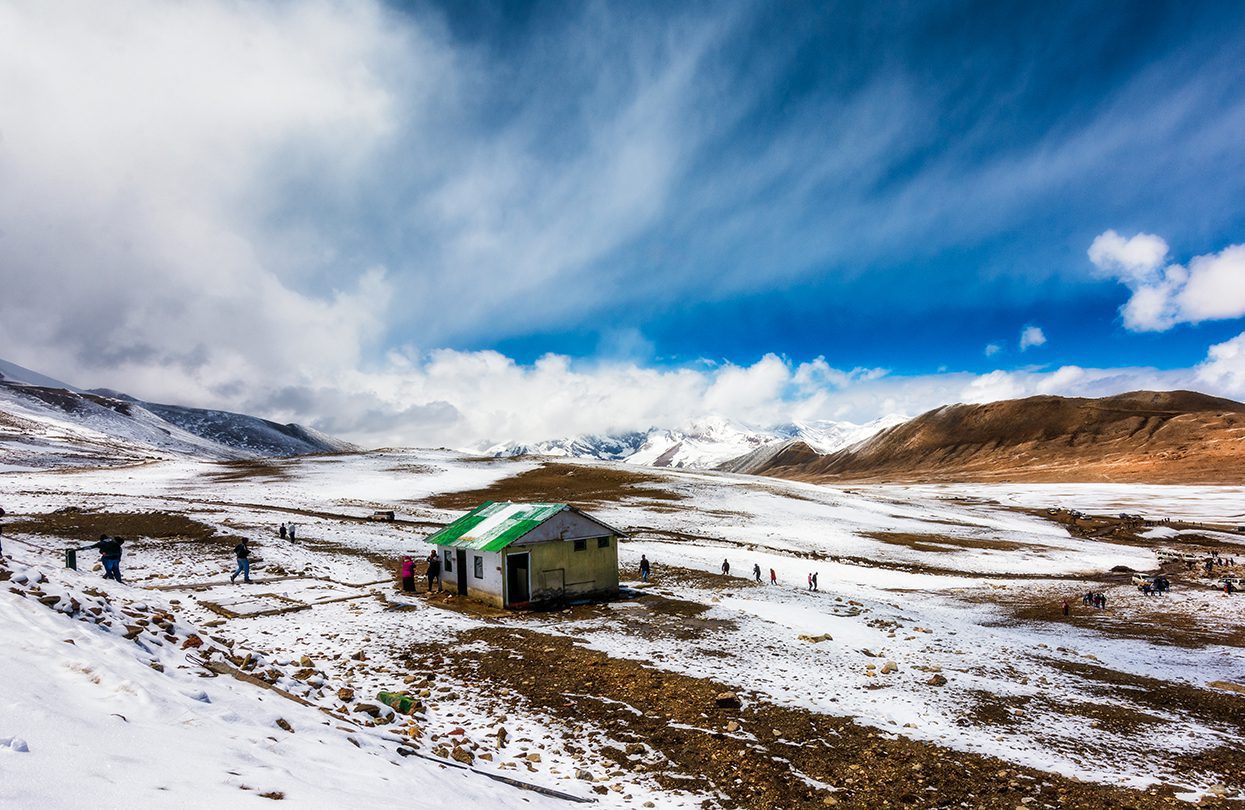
[0,358,353,469]
[474,414,909,470]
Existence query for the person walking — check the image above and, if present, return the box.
[400,556,415,593]
[79,534,125,583]
[640,555,651,582]
[1061,599,1070,616]
[753,563,761,583]
[769,568,777,585]
[427,550,442,592]
[279,522,287,539]
[811,572,819,592]
[230,539,252,584]
[288,523,297,541]
[807,572,813,591]
[721,559,730,576]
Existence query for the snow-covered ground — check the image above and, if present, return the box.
[2,451,1243,806]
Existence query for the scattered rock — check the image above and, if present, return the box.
[450,746,474,765]
[353,703,382,718]
[181,634,204,650]
[275,718,293,733]
[337,687,355,702]
[798,633,833,643]
[714,691,741,709]
[927,674,948,687]
[881,661,898,674]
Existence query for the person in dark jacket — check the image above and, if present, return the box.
[639,555,651,582]
[426,550,441,592]
[79,534,125,583]
[753,563,761,583]
[279,523,287,539]
[230,539,252,584]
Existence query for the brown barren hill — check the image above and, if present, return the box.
[748,390,1245,484]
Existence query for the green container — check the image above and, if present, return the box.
[65,549,77,570]
[377,691,419,715]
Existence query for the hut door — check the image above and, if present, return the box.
[455,550,468,595]
[507,553,530,606]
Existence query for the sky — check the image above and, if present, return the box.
[2,0,1245,448]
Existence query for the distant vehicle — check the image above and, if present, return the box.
[368,510,396,522]
[1218,576,1243,590]
[1156,549,1182,563]
[1131,573,1155,587]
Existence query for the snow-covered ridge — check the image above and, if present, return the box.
[0,357,353,469]
[474,414,909,469]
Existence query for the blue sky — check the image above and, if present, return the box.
[368,0,1245,373]
[2,0,1245,445]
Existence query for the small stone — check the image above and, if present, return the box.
[276,718,293,733]
[527,753,541,763]
[450,746,474,765]
[714,692,741,709]
[927,674,948,687]
[726,721,740,733]
[337,687,355,702]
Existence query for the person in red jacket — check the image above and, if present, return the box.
[400,556,415,592]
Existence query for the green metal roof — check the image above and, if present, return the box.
[426,501,570,552]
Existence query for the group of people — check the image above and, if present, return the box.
[399,551,443,593]
[278,522,298,540]
[1082,591,1108,609]
[1140,575,1170,596]
[634,556,814,591]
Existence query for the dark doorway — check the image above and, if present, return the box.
[507,553,530,607]
[456,550,468,595]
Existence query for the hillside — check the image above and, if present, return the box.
[739,390,1245,484]
[0,358,352,468]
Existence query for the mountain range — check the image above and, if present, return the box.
[0,357,352,468]
[734,390,1245,484]
[475,414,909,470]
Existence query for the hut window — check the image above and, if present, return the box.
[573,539,587,551]
[473,556,484,579]
[597,537,610,549]
[443,550,452,572]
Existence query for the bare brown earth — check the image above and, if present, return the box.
[426,461,685,510]
[7,508,242,546]
[744,390,1245,484]
[405,583,1225,809]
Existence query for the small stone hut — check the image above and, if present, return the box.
[425,501,622,609]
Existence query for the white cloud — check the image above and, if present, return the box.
[984,343,1002,357]
[1088,231,1245,331]
[1019,326,1046,350]
[1196,330,1245,396]
[0,0,419,403]
[1087,229,1169,284]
